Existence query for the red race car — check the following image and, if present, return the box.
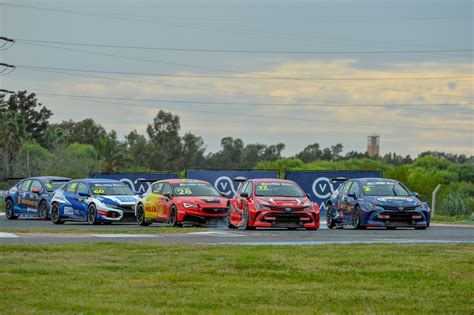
[228,178,320,230]
[136,179,229,227]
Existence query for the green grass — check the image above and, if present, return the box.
[0,227,208,234]
[0,243,473,314]
[432,215,474,225]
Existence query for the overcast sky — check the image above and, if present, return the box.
[1,0,473,156]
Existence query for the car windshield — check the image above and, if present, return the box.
[90,182,134,195]
[255,182,306,197]
[172,183,220,197]
[362,182,410,196]
[44,180,69,192]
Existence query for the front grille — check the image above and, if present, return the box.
[267,206,307,212]
[263,212,312,222]
[118,205,135,213]
[374,211,424,225]
[107,211,120,218]
[200,199,222,204]
[202,208,228,214]
[382,205,417,211]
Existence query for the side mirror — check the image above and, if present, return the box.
[162,192,172,199]
[412,192,419,198]
[347,192,357,199]
[240,192,249,199]
[219,192,227,197]
[79,191,90,197]
[306,193,311,199]
[31,188,41,194]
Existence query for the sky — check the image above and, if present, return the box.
[1,0,473,157]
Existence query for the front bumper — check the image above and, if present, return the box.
[96,204,136,222]
[363,209,430,228]
[178,206,228,225]
[251,210,320,228]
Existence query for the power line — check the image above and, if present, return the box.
[14,39,474,54]
[16,65,473,81]
[40,94,474,133]
[35,92,474,114]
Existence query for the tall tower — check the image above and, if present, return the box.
[367,134,380,157]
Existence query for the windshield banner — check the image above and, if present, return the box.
[89,172,180,194]
[285,170,382,215]
[186,170,279,197]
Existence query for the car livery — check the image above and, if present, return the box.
[228,178,320,230]
[50,179,139,224]
[135,179,228,226]
[326,178,430,230]
[4,176,70,220]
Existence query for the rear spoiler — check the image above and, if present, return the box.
[331,177,348,183]
[233,176,247,183]
[51,179,70,182]
[138,179,160,183]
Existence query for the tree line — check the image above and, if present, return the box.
[1,91,472,216]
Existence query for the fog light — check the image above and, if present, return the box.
[300,217,311,221]
[412,215,423,219]
[378,214,390,219]
[265,216,276,220]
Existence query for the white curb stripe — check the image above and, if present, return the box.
[90,234,161,238]
[0,232,18,238]
[187,231,246,237]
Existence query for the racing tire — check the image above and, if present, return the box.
[227,204,238,229]
[326,204,336,229]
[169,206,179,227]
[136,204,151,226]
[38,200,49,220]
[87,204,99,225]
[4,199,18,220]
[50,203,64,225]
[243,206,256,230]
[353,206,366,230]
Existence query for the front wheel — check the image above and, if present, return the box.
[136,204,151,226]
[227,204,237,229]
[38,200,49,220]
[87,204,99,225]
[4,199,18,220]
[353,206,366,230]
[50,203,64,225]
[169,206,179,227]
[243,207,256,230]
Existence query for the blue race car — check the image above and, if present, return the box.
[4,177,70,220]
[326,178,430,230]
[50,179,139,224]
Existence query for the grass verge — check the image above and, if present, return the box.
[432,215,474,225]
[0,243,473,314]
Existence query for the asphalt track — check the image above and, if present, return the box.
[0,214,473,245]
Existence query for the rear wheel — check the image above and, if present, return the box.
[50,203,64,225]
[169,206,179,227]
[87,204,99,225]
[38,200,49,220]
[136,204,151,226]
[4,199,18,220]
[243,206,256,230]
[326,204,336,229]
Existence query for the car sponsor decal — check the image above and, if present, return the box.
[64,207,74,215]
[376,197,414,202]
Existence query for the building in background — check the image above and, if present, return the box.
[367,135,380,157]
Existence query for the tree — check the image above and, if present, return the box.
[51,119,107,146]
[96,130,125,173]
[0,111,28,178]
[0,91,52,145]
[181,132,206,169]
[295,143,321,163]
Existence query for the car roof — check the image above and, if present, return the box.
[251,178,294,184]
[23,176,70,181]
[159,179,209,184]
[354,178,398,183]
[72,178,121,184]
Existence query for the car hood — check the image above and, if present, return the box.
[366,196,420,207]
[96,195,139,205]
[255,196,309,207]
[177,196,228,207]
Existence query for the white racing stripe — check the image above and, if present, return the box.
[0,232,18,238]
[0,213,5,216]
[90,234,161,238]
[188,231,246,237]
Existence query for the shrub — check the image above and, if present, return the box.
[439,191,470,216]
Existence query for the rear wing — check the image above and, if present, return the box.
[137,179,161,183]
[50,179,70,182]
[233,176,247,183]
[330,177,348,183]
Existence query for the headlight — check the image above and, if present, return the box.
[256,203,272,210]
[183,203,199,209]
[368,203,384,210]
[415,206,424,211]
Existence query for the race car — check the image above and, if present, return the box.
[227,178,320,230]
[4,176,70,220]
[135,179,228,226]
[326,178,430,230]
[50,179,139,224]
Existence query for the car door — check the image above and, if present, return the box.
[160,183,174,221]
[339,181,353,223]
[26,180,43,215]
[62,182,81,218]
[346,181,361,221]
[75,182,91,219]
[15,180,32,214]
[143,182,164,220]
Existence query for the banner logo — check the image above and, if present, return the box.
[311,177,334,199]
